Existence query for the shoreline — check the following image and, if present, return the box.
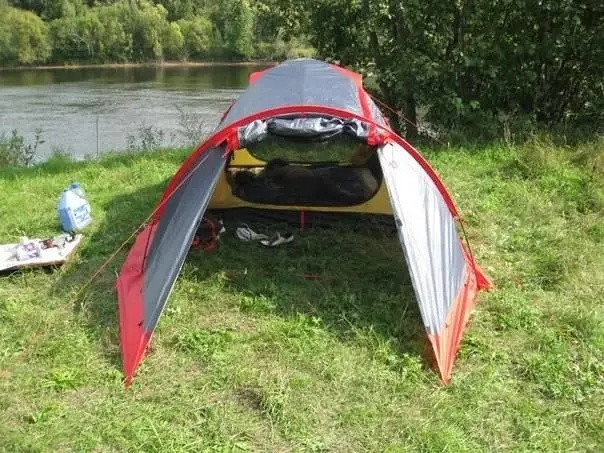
[0,60,277,72]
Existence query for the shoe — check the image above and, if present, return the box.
[260,233,294,247]
[235,225,268,241]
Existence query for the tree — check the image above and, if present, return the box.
[95,2,133,62]
[0,6,51,64]
[128,1,173,61]
[50,12,104,62]
[468,0,604,126]
[159,0,210,21]
[0,2,12,62]
[252,0,311,42]
[309,0,604,137]
[9,0,85,20]
[178,16,213,60]
[161,21,184,60]
[212,0,254,58]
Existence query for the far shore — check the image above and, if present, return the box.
[0,60,277,71]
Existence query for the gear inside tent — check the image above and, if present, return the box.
[116,58,492,386]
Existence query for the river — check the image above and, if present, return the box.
[0,64,271,162]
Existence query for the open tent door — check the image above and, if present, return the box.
[116,147,227,385]
[378,142,490,383]
[114,59,492,386]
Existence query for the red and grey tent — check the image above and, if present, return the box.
[116,58,492,386]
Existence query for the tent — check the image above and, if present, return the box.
[116,58,492,386]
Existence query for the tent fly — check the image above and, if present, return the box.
[116,59,492,386]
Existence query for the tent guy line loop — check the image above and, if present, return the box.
[68,149,215,306]
[368,93,449,148]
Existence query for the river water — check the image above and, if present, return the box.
[0,64,271,161]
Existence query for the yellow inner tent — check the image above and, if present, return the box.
[209,147,393,215]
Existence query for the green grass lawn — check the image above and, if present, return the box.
[0,139,602,451]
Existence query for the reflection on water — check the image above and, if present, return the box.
[0,64,270,161]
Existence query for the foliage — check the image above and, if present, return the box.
[174,105,207,146]
[93,2,133,62]
[0,128,44,167]
[159,0,205,22]
[0,141,602,450]
[160,21,184,60]
[48,1,188,63]
[177,16,213,60]
[309,0,603,137]
[218,0,255,59]
[128,1,169,61]
[1,1,315,65]
[1,0,600,136]
[9,0,85,20]
[255,33,315,60]
[0,6,51,64]
[126,123,171,152]
[252,0,311,43]
[49,11,104,62]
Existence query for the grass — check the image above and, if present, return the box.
[0,138,602,451]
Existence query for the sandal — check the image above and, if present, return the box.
[235,225,268,241]
[260,233,294,247]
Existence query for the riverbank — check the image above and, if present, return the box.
[0,60,277,72]
[0,142,602,450]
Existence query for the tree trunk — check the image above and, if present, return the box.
[363,0,380,59]
[404,90,418,140]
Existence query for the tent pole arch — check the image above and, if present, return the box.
[117,59,492,386]
[157,106,461,220]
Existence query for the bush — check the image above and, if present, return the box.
[175,105,207,146]
[94,2,133,62]
[126,124,171,152]
[50,0,189,64]
[0,129,44,167]
[177,16,213,60]
[49,13,104,62]
[255,34,315,60]
[162,21,184,60]
[222,0,254,59]
[0,7,51,65]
